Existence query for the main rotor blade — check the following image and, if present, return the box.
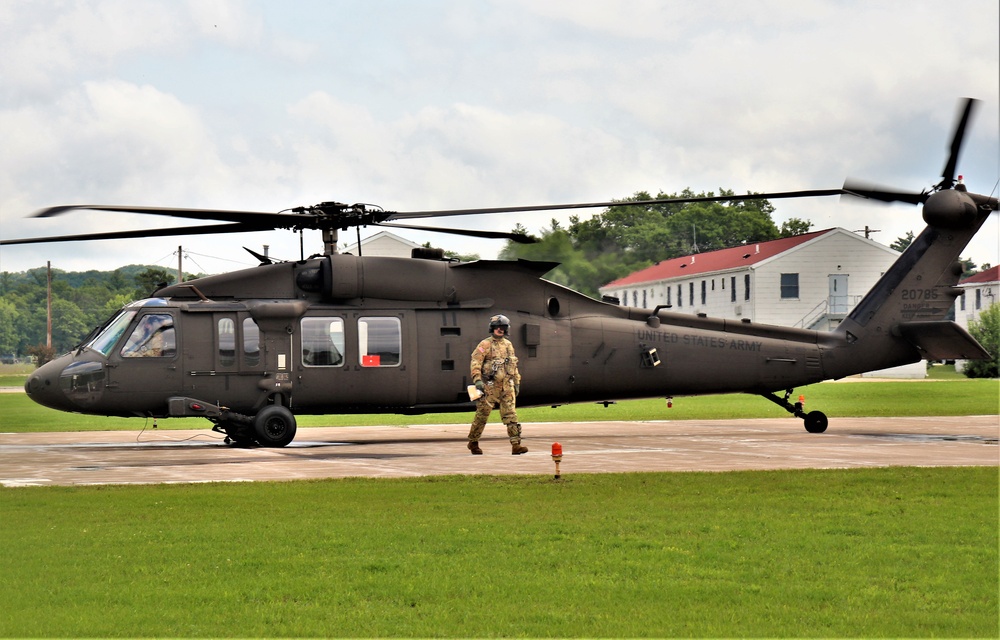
[0,222,273,246]
[939,98,978,190]
[841,179,928,205]
[31,204,318,229]
[12,188,843,247]
[386,189,845,220]
[378,222,537,243]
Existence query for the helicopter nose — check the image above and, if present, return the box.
[24,354,105,413]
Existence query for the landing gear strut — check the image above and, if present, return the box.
[762,389,828,433]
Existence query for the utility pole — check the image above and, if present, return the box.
[854,225,881,239]
[46,261,52,349]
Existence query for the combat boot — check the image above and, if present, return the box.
[468,441,483,455]
[511,442,528,455]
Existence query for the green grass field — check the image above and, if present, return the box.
[1,468,996,637]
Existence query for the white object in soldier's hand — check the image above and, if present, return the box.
[467,385,483,401]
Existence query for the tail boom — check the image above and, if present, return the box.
[824,189,992,378]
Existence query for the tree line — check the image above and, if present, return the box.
[497,189,988,298]
[0,266,195,360]
[499,189,800,297]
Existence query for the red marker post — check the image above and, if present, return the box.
[551,442,563,480]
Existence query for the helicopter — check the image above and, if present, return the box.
[2,98,995,447]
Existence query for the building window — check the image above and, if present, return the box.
[666,286,672,307]
[960,292,966,310]
[689,282,694,307]
[731,277,736,302]
[780,273,800,299]
[701,280,707,305]
[744,274,751,301]
[976,289,981,310]
[677,284,683,308]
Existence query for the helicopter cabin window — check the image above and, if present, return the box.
[243,318,261,367]
[218,318,236,366]
[358,317,401,367]
[301,317,345,367]
[121,314,175,358]
[780,273,800,299]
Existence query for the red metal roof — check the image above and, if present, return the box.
[960,265,999,285]
[603,228,835,288]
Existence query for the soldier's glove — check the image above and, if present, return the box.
[475,380,485,392]
[514,383,520,396]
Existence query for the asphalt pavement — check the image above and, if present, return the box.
[1,415,996,487]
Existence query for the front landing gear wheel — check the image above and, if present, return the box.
[254,405,297,447]
[804,411,828,434]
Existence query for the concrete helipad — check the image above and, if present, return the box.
[1,416,996,487]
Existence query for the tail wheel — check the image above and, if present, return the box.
[253,405,297,447]
[804,411,828,434]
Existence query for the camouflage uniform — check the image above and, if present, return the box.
[468,332,523,448]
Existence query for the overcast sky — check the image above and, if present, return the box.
[1,0,997,278]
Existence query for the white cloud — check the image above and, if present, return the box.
[1,0,997,275]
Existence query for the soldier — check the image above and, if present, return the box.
[468,314,527,455]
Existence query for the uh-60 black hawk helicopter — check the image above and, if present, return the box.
[3,98,996,447]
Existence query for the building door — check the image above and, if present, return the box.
[829,274,848,314]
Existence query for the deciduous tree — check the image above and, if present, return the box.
[963,303,999,378]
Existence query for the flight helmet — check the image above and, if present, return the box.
[489,314,510,335]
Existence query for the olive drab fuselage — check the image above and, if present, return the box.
[25,183,993,448]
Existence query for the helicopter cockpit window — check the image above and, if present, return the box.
[121,314,176,358]
[301,317,345,367]
[358,317,400,367]
[87,309,138,357]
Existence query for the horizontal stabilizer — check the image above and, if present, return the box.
[894,321,991,360]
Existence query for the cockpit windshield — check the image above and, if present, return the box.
[87,309,137,357]
[85,299,168,357]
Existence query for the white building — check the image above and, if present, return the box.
[599,227,926,378]
[954,265,998,373]
[342,230,422,258]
